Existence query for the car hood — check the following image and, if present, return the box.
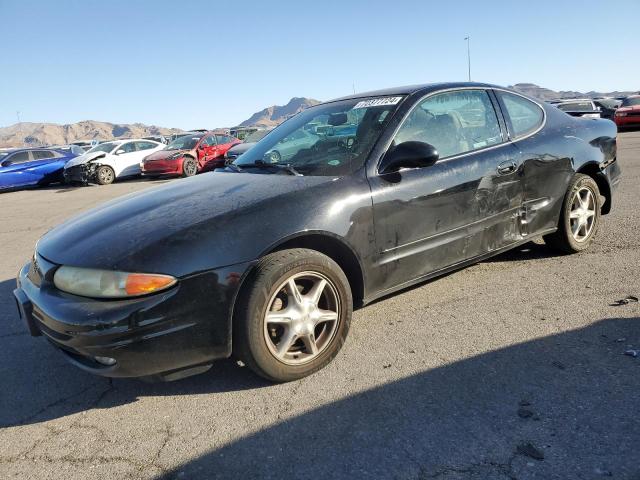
[144,149,188,161]
[37,171,336,276]
[227,143,255,156]
[64,151,107,169]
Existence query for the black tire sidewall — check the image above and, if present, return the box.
[560,174,601,252]
[236,249,352,382]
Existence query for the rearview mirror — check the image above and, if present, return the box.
[115,149,125,155]
[379,141,439,174]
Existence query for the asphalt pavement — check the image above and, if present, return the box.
[1,131,639,480]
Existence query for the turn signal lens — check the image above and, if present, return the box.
[53,266,177,299]
[125,273,176,296]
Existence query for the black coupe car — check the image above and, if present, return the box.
[14,82,620,382]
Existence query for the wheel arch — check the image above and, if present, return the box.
[258,232,366,308]
[576,161,612,214]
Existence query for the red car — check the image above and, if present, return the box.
[614,95,640,129]
[141,131,240,177]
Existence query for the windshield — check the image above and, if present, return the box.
[164,134,203,150]
[244,130,271,143]
[0,152,10,158]
[234,96,403,176]
[621,97,640,107]
[557,101,594,112]
[87,142,119,154]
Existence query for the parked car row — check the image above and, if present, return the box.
[549,95,640,129]
[1,130,244,191]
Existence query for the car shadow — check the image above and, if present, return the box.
[483,241,563,263]
[154,316,640,479]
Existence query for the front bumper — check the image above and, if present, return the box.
[141,157,183,176]
[64,164,95,184]
[14,254,251,378]
[615,115,640,127]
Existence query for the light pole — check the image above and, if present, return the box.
[16,111,23,146]
[464,36,471,81]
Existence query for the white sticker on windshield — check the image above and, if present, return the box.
[352,97,402,109]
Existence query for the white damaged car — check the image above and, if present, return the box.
[63,139,163,185]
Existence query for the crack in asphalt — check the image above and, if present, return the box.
[4,379,113,428]
[423,454,519,480]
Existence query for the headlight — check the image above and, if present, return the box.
[53,266,177,298]
[616,112,627,117]
[168,152,184,160]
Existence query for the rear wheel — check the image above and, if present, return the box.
[544,173,601,253]
[234,248,352,382]
[181,157,197,177]
[95,165,115,185]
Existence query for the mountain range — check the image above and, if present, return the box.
[0,121,183,149]
[509,83,636,101]
[238,97,320,127]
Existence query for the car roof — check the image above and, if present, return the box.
[554,98,594,103]
[0,147,64,153]
[326,82,500,103]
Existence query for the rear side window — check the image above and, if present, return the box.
[134,141,158,151]
[497,92,544,139]
[32,150,55,159]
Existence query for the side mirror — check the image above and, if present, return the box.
[115,149,125,155]
[379,141,439,174]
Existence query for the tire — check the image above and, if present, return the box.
[268,150,281,163]
[544,173,601,253]
[234,248,352,382]
[181,157,197,177]
[95,165,115,185]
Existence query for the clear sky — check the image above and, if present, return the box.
[1,0,638,130]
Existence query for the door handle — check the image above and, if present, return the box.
[497,161,517,175]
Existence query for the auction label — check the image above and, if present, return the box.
[352,97,402,109]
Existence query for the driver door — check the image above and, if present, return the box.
[113,141,140,177]
[368,88,524,290]
[197,134,218,170]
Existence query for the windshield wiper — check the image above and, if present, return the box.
[240,159,303,176]
[226,162,243,172]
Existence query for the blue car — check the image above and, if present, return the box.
[0,147,80,192]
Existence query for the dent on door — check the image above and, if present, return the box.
[369,145,524,293]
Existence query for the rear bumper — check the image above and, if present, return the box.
[14,256,252,378]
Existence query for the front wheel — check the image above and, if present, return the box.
[544,173,601,253]
[234,248,352,382]
[95,165,115,185]
[181,157,198,177]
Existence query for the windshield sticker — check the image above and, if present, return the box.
[352,97,402,109]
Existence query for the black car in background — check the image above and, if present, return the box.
[14,82,620,383]
[593,98,622,120]
[224,128,273,162]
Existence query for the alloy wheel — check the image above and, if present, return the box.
[263,271,340,365]
[569,186,596,242]
[99,167,114,184]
